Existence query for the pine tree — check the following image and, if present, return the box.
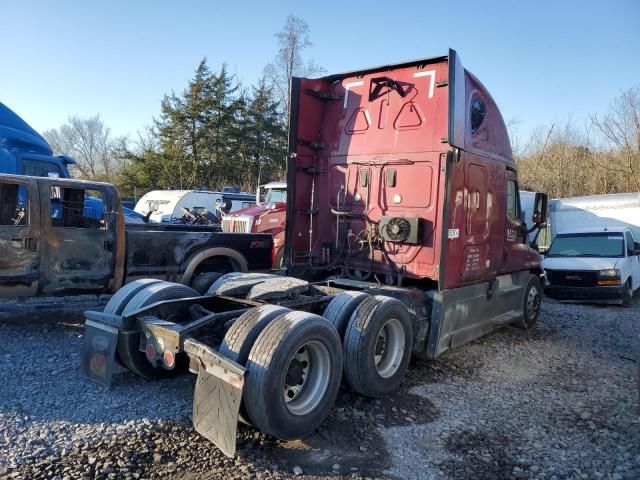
[122,61,288,193]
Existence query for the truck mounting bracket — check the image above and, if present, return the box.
[304,89,343,101]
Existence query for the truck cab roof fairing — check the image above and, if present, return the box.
[0,102,52,155]
[448,50,513,165]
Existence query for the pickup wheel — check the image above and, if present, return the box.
[104,279,163,315]
[191,271,223,294]
[622,279,633,308]
[515,275,542,329]
[343,296,413,398]
[243,311,343,439]
[322,291,368,339]
[118,282,199,379]
[274,247,284,270]
[219,305,290,365]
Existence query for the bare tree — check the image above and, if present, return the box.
[43,115,127,182]
[264,15,324,115]
[591,86,640,191]
[506,117,523,158]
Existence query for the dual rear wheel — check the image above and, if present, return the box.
[105,278,415,441]
[105,279,199,379]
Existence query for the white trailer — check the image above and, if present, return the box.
[533,193,640,252]
[134,190,255,223]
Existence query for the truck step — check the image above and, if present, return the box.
[493,310,522,325]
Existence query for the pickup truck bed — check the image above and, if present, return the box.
[125,223,272,283]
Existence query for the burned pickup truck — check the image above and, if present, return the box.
[0,174,272,299]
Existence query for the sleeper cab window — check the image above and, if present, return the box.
[470,96,487,134]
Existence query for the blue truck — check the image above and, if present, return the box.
[0,102,76,178]
[0,101,145,222]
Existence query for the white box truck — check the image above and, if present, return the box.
[540,193,640,306]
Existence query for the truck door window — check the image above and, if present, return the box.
[0,182,28,226]
[507,180,520,221]
[50,187,108,229]
[22,159,63,178]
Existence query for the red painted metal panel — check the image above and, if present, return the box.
[288,52,539,288]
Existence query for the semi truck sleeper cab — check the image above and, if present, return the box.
[81,49,548,456]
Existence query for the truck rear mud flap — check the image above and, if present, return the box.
[184,338,246,457]
[80,311,122,388]
[80,311,246,457]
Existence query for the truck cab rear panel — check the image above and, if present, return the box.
[285,50,539,289]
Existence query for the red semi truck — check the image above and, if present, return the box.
[221,181,287,267]
[82,50,548,456]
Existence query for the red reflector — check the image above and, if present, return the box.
[146,344,156,360]
[163,351,175,368]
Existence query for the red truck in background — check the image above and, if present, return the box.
[82,49,548,456]
[221,181,287,267]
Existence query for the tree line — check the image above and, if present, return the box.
[43,15,321,196]
[514,86,640,198]
[43,16,639,200]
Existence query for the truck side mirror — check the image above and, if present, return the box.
[634,242,640,255]
[532,192,548,225]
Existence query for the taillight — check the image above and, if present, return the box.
[163,351,175,368]
[146,343,156,361]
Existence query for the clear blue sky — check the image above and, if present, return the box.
[2,0,639,143]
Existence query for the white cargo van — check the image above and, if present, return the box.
[541,194,640,306]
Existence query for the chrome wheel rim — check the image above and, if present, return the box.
[374,318,405,378]
[283,341,331,416]
[527,286,541,320]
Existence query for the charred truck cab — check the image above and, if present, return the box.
[81,50,548,457]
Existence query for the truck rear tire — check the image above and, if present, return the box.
[191,271,223,294]
[104,279,163,315]
[343,296,413,398]
[118,282,199,379]
[515,275,541,329]
[219,305,291,365]
[243,311,343,439]
[322,291,368,338]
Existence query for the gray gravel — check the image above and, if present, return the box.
[0,298,638,479]
[383,300,640,479]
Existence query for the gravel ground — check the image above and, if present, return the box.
[0,299,638,479]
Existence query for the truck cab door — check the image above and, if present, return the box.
[502,171,528,273]
[39,179,120,295]
[0,177,40,297]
